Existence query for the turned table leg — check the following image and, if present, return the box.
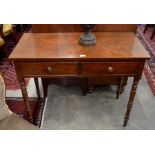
[120,77,128,94]
[80,78,88,96]
[88,85,95,94]
[19,77,33,123]
[123,77,139,127]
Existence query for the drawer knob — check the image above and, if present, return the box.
[47,67,53,73]
[108,66,113,73]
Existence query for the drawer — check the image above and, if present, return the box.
[81,62,139,75]
[21,62,78,76]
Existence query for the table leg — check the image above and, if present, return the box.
[80,78,88,96]
[116,77,124,99]
[123,77,139,127]
[19,77,33,123]
[34,78,41,100]
[88,85,95,94]
[41,78,48,98]
[120,77,128,94]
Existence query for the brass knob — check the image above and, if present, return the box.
[108,66,113,73]
[47,67,53,73]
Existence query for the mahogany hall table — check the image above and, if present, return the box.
[9,32,150,127]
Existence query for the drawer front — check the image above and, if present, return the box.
[21,63,78,76]
[81,62,139,75]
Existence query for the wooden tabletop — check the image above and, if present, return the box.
[9,32,150,61]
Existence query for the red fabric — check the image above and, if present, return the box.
[137,25,155,96]
[0,26,30,90]
[143,64,155,96]
[0,59,30,90]
[6,97,45,127]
